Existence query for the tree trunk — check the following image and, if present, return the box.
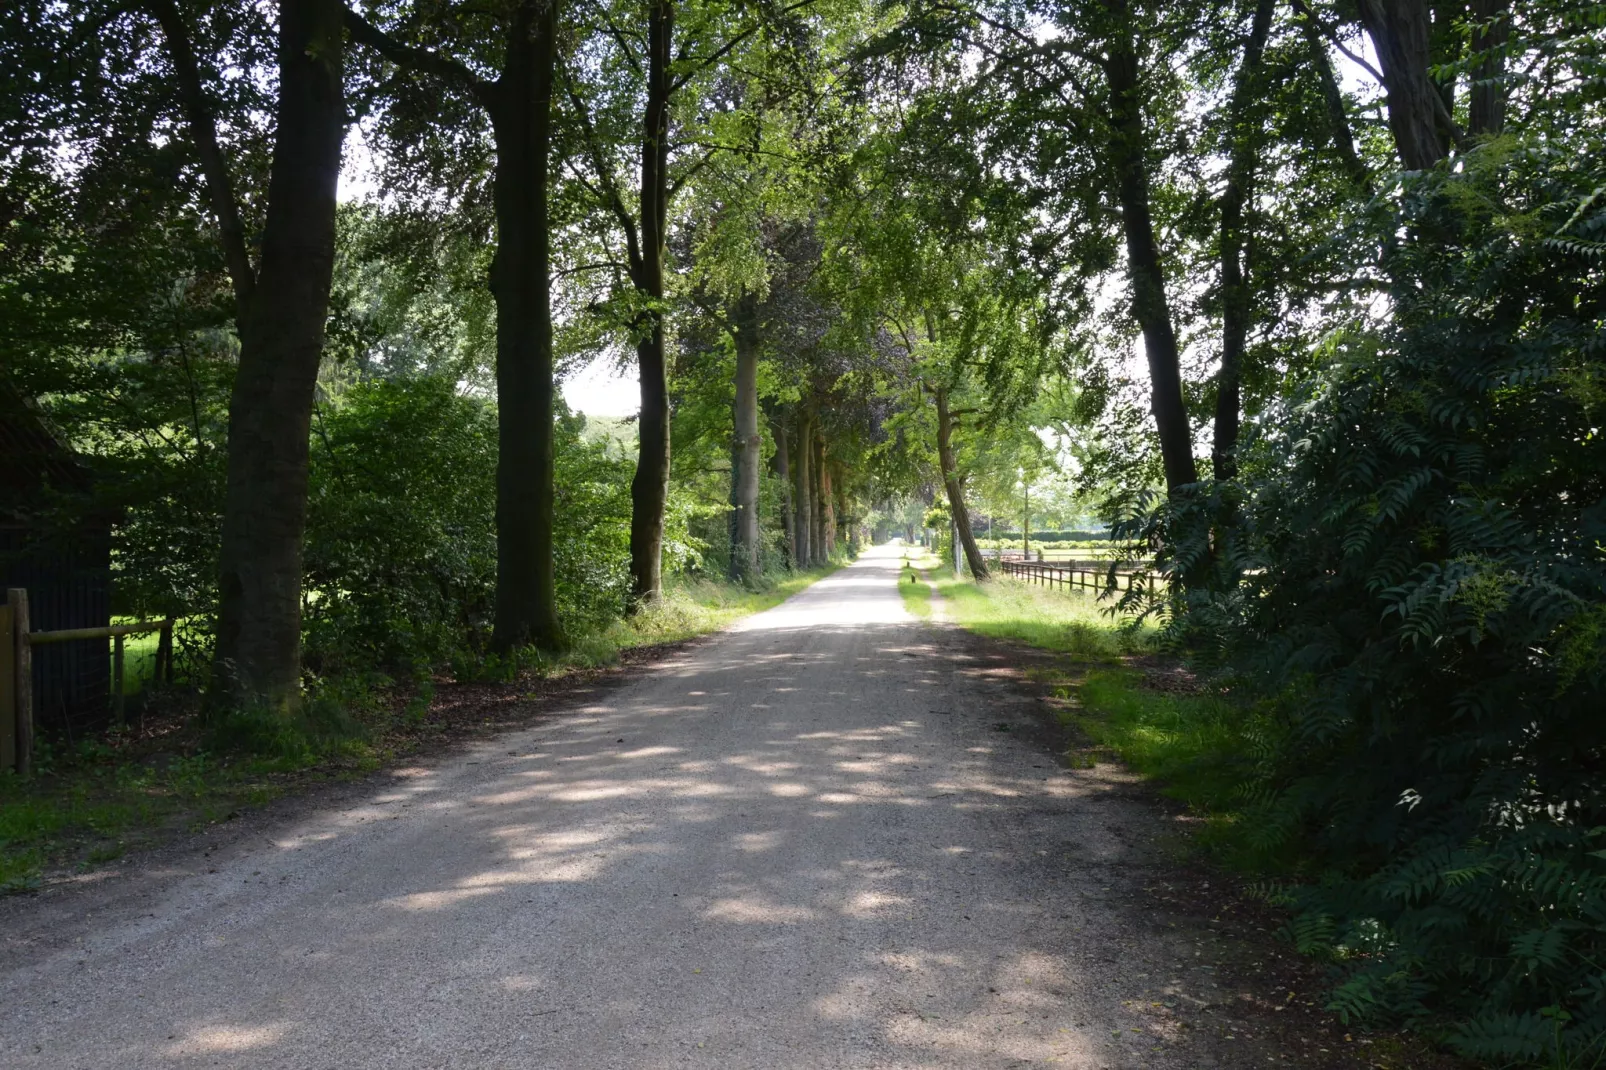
[628,0,674,607]
[1357,0,1450,170]
[489,0,562,651]
[729,291,760,583]
[1103,0,1198,493]
[833,462,850,554]
[1214,0,1275,483]
[1023,485,1029,556]
[811,427,828,564]
[933,387,991,579]
[793,409,813,568]
[211,0,345,714]
[819,454,836,558]
[1468,0,1509,137]
[774,418,795,568]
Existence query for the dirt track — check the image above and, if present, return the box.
[0,545,1310,1068]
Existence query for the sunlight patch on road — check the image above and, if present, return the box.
[163,1022,290,1056]
[705,895,818,924]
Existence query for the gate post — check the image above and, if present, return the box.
[7,589,30,775]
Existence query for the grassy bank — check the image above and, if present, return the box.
[0,564,841,893]
[900,549,1264,865]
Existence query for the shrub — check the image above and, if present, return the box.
[1139,139,1606,1062]
[301,377,636,673]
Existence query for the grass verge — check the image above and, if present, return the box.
[899,548,1263,865]
[0,563,842,893]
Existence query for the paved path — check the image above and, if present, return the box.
[0,545,1213,1069]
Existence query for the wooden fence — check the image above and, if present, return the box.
[996,558,1140,595]
[1,588,173,774]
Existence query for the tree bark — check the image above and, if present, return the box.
[833,462,851,554]
[489,0,562,651]
[773,418,795,568]
[1213,0,1275,483]
[625,0,674,607]
[728,291,760,583]
[1468,0,1509,137]
[1357,0,1450,170]
[933,387,991,579]
[1103,0,1198,493]
[811,426,828,564]
[210,0,346,714]
[793,408,813,568]
[819,451,836,558]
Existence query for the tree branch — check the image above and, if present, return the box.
[594,9,646,80]
[667,145,720,201]
[559,63,645,279]
[341,6,492,106]
[1291,0,1384,82]
[143,0,255,316]
[670,0,820,93]
[555,260,631,280]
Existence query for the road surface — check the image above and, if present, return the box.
[0,545,1223,1069]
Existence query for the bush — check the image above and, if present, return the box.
[1144,140,1606,1062]
[302,377,636,673]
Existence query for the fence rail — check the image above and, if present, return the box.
[996,558,1139,595]
[2,588,173,774]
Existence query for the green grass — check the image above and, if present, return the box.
[899,548,1266,865]
[3,564,844,892]
[0,745,290,892]
[589,565,842,654]
[109,617,190,697]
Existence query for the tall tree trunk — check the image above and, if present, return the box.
[811,427,828,564]
[1291,0,1371,190]
[1214,0,1275,482]
[628,0,674,607]
[819,455,836,558]
[793,409,813,568]
[1468,0,1509,137]
[729,291,760,583]
[211,0,346,713]
[1103,0,1198,493]
[774,418,795,568]
[340,1,566,651]
[490,0,562,651]
[933,387,991,579]
[1357,0,1451,170]
[833,462,851,554]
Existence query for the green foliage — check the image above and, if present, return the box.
[1130,140,1606,1061]
[302,377,637,673]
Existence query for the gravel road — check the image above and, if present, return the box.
[0,545,1244,1069]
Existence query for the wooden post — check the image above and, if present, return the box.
[157,620,174,686]
[113,633,126,726]
[9,589,31,776]
[0,600,14,773]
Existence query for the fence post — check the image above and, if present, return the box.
[113,633,126,727]
[9,589,31,776]
[158,619,173,686]
[0,599,13,773]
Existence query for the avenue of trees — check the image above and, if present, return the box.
[2,0,1602,1061]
